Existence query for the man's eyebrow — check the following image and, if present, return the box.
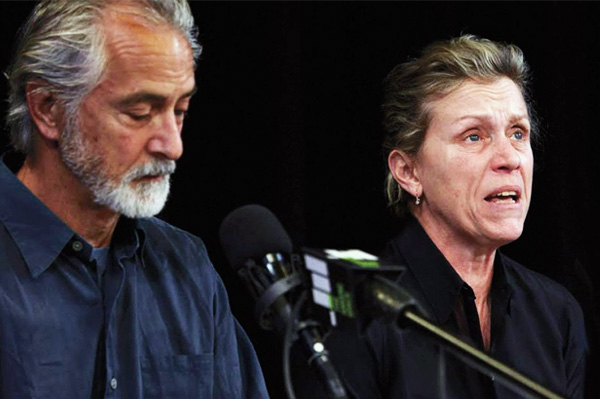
[116,87,197,107]
[186,86,198,98]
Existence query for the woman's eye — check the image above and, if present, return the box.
[466,134,480,142]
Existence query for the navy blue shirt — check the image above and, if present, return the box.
[0,155,269,399]
[320,217,588,399]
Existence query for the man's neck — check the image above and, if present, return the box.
[17,154,119,248]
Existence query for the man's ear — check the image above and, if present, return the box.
[25,80,65,142]
[388,149,422,198]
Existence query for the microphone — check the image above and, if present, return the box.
[219,204,299,331]
[302,248,413,332]
[219,204,349,399]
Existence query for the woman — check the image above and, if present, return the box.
[332,35,588,399]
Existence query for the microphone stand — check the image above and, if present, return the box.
[240,253,349,399]
[367,275,565,399]
[284,291,349,399]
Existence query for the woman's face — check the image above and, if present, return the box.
[413,77,533,250]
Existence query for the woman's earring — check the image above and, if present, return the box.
[415,195,421,205]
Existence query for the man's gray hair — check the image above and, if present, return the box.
[5,0,202,156]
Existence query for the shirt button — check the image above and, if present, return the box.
[72,241,83,252]
[110,377,118,390]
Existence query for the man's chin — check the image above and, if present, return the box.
[98,179,171,219]
[112,195,169,218]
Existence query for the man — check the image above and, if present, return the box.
[0,1,268,398]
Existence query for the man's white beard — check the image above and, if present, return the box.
[59,119,175,218]
[91,160,175,218]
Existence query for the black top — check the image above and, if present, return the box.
[320,217,588,399]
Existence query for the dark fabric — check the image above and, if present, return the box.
[0,155,269,399]
[324,217,588,399]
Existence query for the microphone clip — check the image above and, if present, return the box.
[238,252,305,330]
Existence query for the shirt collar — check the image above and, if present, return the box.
[112,216,146,262]
[0,153,75,278]
[491,252,512,316]
[0,153,147,277]
[395,218,464,324]
[393,217,512,324]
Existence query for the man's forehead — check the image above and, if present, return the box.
[99,5,193,69]
[87,4,195,102]
[100,3,174,37]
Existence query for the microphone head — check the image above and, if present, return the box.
[219,204,293,271]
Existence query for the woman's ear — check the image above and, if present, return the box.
[25,80,65,142]
[388,149,422,198]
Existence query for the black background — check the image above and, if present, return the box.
[1,1,599,398]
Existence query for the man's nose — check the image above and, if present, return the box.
[146,114,184,161]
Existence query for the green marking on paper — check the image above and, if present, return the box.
[341,258,379,268]
[329,282,355,318]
